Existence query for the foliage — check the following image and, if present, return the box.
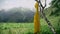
[0,7,34,22]
[49,0,60,16]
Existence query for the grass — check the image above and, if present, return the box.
[0,23,34,34]
[0,16,60,34]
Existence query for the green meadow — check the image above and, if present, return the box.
[0,16,60,34]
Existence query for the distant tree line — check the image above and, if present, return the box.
[0,7,34,23]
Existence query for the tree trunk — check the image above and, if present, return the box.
[40,8,56,34]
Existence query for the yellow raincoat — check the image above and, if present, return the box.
[34,1,40,34]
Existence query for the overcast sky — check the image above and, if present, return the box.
[0,0,51,10]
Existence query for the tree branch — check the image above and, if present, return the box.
[38,0,56,34]
[38,0,46,8]
[41,8,56,34]
[39,0,44,8]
